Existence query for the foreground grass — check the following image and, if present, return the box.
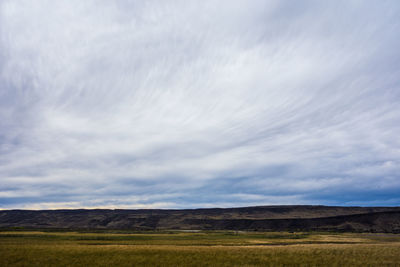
[1,231,400,266]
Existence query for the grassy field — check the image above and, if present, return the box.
[1,230,400,266]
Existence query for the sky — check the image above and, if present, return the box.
[1,0,400,210]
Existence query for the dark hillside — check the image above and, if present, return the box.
[1,205,399,232]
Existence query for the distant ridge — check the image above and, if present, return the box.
[1,205,400,233]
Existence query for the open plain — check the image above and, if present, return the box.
[1,230,400,266]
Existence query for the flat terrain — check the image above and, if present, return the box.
[1,230,400,266]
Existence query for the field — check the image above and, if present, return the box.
[1,230,400,266]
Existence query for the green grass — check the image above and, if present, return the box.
[1,230,400,266]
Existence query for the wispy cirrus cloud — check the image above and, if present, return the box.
[1,0,400,209]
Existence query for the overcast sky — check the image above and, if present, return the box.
[1,0,400,209]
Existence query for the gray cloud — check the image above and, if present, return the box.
[1,0,400,209]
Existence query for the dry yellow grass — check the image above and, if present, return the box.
[1,231,400,266]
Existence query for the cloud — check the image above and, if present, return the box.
[1,0,400,209]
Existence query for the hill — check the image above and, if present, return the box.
[1,205,400,232]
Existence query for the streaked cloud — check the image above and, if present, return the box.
[1,0,400,209]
